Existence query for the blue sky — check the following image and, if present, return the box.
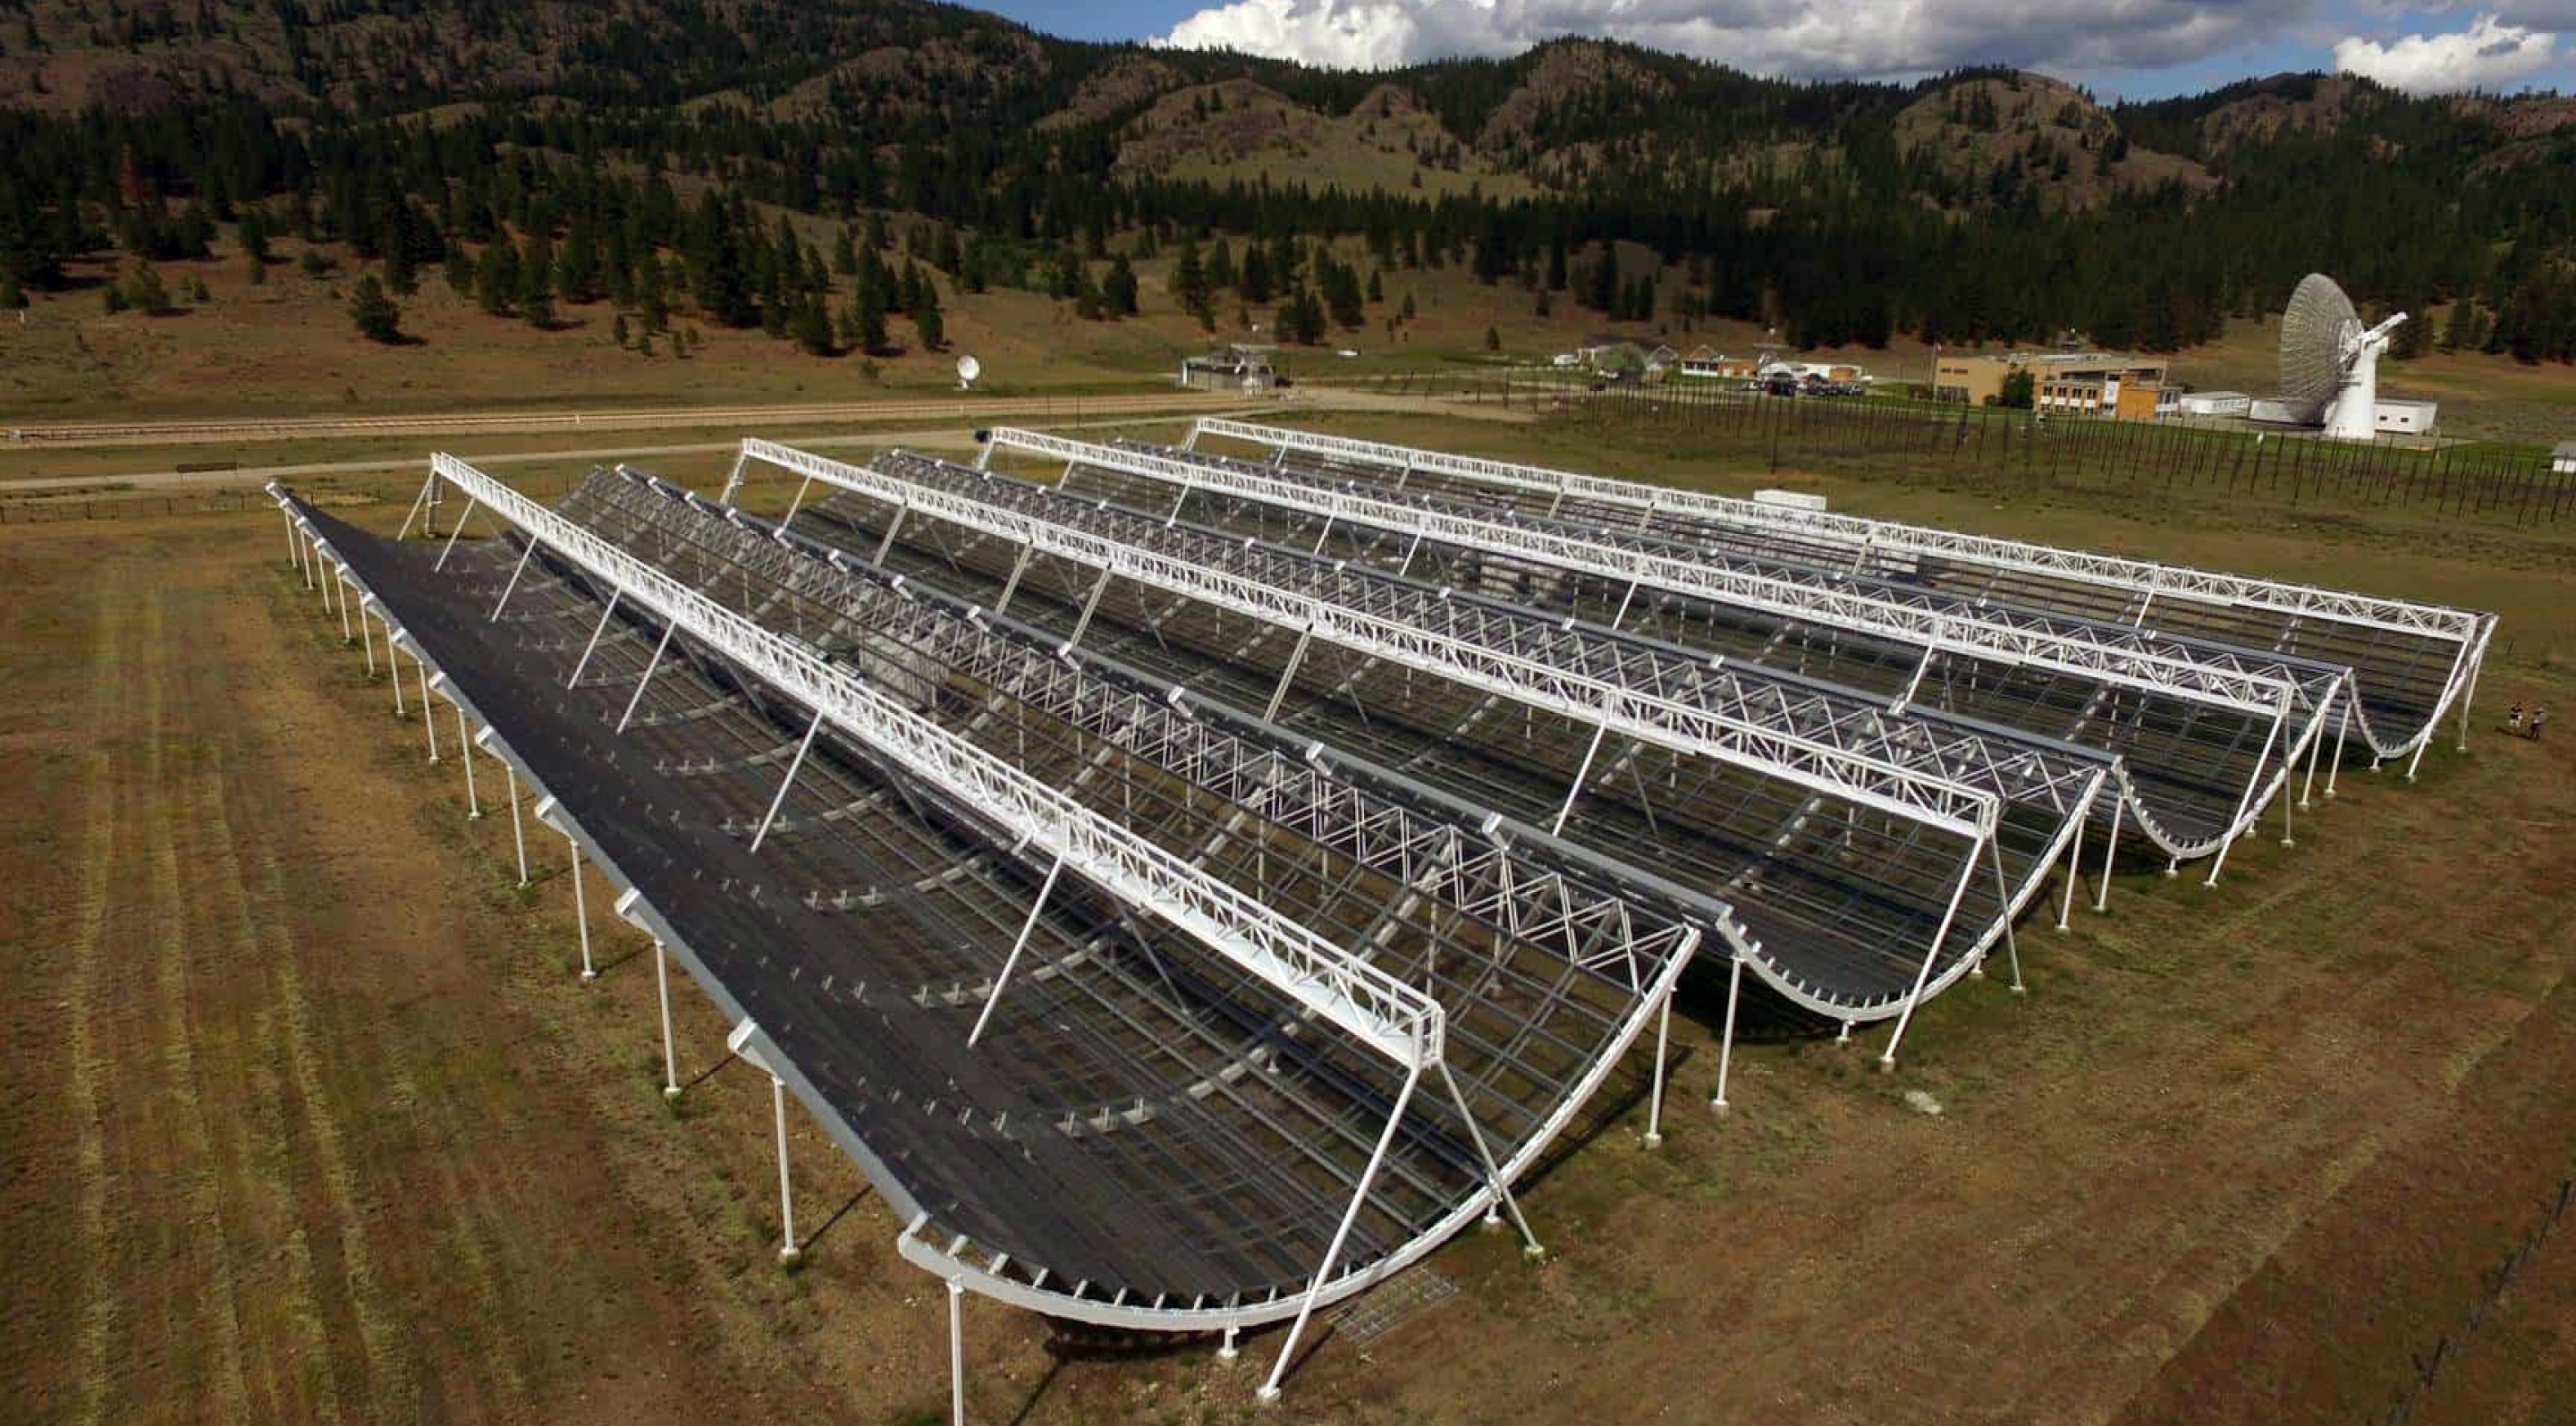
[978,0,2576,99]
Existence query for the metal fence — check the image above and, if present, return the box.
[1308,369,2572,529]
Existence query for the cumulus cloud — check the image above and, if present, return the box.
[2332,13,2557,91]
[1158,0,2308,80]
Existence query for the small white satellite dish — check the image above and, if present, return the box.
[956,353,982,390]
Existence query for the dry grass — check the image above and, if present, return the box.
[2,409,2572,1423]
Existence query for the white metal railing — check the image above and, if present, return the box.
[996,429,2304,718]
[741,437,2002,841]
[428,451,1445,1068]
[1189,419,2490,642]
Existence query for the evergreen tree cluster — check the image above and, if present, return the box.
[0,22,2568,363]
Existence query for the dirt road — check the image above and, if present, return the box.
[1,390,1253,449]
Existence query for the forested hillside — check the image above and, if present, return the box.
[1,0,2572,363]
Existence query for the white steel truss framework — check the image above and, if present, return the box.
[738,437,2104,845]
[745,441,2113,1029]
[424,450,1445,1068]
[1189,419,2496,761]
[263,473,1718,1386]
[994,428,2311,718]
[992,429,2351,861]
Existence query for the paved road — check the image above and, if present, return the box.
[0,388,1521,497]
[2,390,1250,449]
[0,409,1279,495]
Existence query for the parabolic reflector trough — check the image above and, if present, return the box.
[260,414,2492,1399]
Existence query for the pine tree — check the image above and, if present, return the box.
[1104,255,1139,318]
[792,293,834,355]
[348,275,402,343]
[1173,239,1205,317]
[914,277,945,350]
[477,242,516,315]
[517,235,555,328]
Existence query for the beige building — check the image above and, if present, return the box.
[1932,351,2170,420]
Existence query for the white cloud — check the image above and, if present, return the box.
[2331,13,2558,91]
[1157,0,2309,80]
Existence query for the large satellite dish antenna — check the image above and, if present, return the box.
[2278,273,2405,440]
[955,353,981,390]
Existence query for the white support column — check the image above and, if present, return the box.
[359,606,377,675]
[2204,709,2286,887]
[1258,1062,1423,1404]
[299,531,317,590]
[2055,803,2086,932]
[2095,796,2123,913]
[992,540,1035,616]
[492,536,540,623]
[717,450,752,507]
[457,707,481,818]
[2325,693,2351,799]
[616,621,679,734]
[568,588,625,688]
[434,495,479,571]
[1643,985,1672,1148]
[1262,626,1315,724]
[1989,836,2025,996]
[282,508,303,567]
[772,1074,800,1263]
[507,765,530,887]
[419,661,441,763]
[1308,512,1335,556]
[1609,577,1641,632]
[870,505,910,566]
[570,836,597,981]
[779,471,817,529]
[390,633,407,715]
[1551,720,1612,836]
[1436,1058,1541,1260]
[1709,953,1744,1115]
[395,470,436,541]
[2455,652,2482,754]
[1878,844,1982,1071]
[2404,720,2435,782]
[968,854,1067,1048]
[947,1279,967,1426]
[750,709,827,853]
[2298,707,2327,810]
[1395,526,1428,579]
[655,938,680,1099]
[1067,566,1114,648]
[333,573,353,642]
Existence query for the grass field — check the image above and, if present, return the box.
[4,408,2575,1423]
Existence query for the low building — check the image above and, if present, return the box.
[2247,395,2440,437]
[2177,390,2250,418]
[1178,344,1278,393]
[1933,350,2169,420]
[2373,399,2438,437]
[1675,346,1758,380]
[2553,441,2576,476]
